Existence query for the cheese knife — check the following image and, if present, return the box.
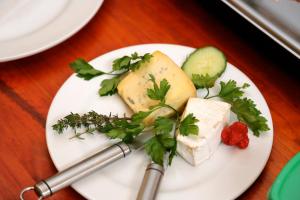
[136,162,164,200]
[20,132,152,200]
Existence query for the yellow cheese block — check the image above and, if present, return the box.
[117,51,197,125]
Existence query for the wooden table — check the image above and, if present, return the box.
[0,0,299,199]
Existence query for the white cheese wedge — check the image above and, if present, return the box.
[117,51,196,125]
[177,98,231,166]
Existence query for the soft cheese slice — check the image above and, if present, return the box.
[117,51,196,125]
[177,98,231,166]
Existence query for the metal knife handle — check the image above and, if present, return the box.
[32,142,131,199]
[136,162,164,200]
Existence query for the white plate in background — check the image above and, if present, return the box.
[46,44,273,200]
[0,0,103,62]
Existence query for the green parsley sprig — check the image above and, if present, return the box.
[203,79,270,136]
[70,52,152,96]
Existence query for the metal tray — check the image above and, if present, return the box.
[221,0,300,59]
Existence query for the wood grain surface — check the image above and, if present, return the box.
[0,0,299,199]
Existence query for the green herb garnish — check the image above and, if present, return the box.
[230,98,269,136]
[204,79,269,136]
[147,74,171,103]
[70,52,152,96]
[112,52,152,72]
[70,59,105,80]
[98,76,121,96]
[179,113,199,136]
[145,130,176,166]
[191,74,218,98]
[217,80,250,101]
[192,74,218,89]
[53,74,199,166]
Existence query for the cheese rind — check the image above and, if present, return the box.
[117,51,196,125]
[177,98,231,166]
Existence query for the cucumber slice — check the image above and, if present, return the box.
[182,46,227,79]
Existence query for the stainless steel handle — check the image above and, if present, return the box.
[136,162,164,200]
[32,142,131,199]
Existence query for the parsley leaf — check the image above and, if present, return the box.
[168,139,177,165]
[130,53,152,71]
[112,56,131,71]
[158,134,176,148]
[112,52,152,71]
[145,116,177,166]
[218,80,250,102]
[231,98,270,136]
[70,59,105,80]
[145,133,176,166]
[145,136,165,166]
[107,118,145,143]
[131,52,139,59]
[179,113,199,136]
[123,123,145,143]
[206,80,269,137]
[131,111,152,123]
[147,74,170,102]
[154,117,174,135]
[98,76,121,96]
[192,74,218,89]
[106,128,126,139]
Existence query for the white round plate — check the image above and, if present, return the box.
[46,44,273,200]
[0,0,103,62]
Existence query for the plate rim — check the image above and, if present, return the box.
[46,43,274,200]
[0,0,103,62]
